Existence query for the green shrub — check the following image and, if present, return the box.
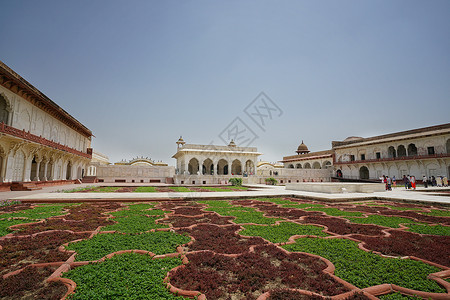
[265,177,278,185]
[228,178,243,186]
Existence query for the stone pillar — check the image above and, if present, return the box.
[213,162,217,176]
[34,160,41,181]
[43,161,48,181]
[24,156,33,182]
[199,160,203,175]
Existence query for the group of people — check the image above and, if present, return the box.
[402,175,416,190]
[422,175,449,188]
[380,175,396,191]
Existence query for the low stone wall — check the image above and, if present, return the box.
[286,182,386,194]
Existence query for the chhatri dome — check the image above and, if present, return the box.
[296,140,310,154]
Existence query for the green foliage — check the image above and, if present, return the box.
[66,231,191,261]
[0,204,72,220]
[252,198,325,209]
[202,201,280,224]
[240,222,329,243]
[103,215,168,234]
[198,187,229,192]
[63,187,93,193]
[134,186,157,192]
[94,186,122,193]
[64,253,186,299]
[346,215,417,228]
[421,209,450,217]
[406,224,450,236]
[265,177,278,185]
[169,187,193,192]
[223,186,248,190]
[0,200,21,207]
[110,203,165,218]
[282,237,445,293]
[0,218,38,236]
[306,207,363,217]
[197,200,234,208]
[228,178,242,186]
[378,292,422,300]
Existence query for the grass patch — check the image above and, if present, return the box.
[239,222,329,243]
[197,200,234,208]
[378,293,421,300]
[94,186,122,193]
[103,215,168,234]
[66,231,191,261]
[198,187,229,192]
[0,219,39,236]
[421,209,450,217]
[202,201,280,224]
[282,237,445,293]
[406,224,450,236]
[0,204,73,220]
[306,207,363,217]
[64,253,185,299]
[110,203,165,218]
[345,215,417,228]
[134,186,157,192]
[169,187,193,192]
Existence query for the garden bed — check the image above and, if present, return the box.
[0,198,448,299]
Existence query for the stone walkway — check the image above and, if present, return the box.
[3,183,450,205]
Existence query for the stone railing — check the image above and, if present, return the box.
[0,122,92,159]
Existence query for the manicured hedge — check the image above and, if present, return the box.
[282,237,445,293]
[103,215,168,234]
[64,253,185,299]
[406,224,450,236]
[306,207,363,217]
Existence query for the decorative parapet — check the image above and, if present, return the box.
[0,122,92,159]
[334,153,450,165]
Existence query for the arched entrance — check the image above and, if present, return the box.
[359,166,369,179]
[231,159,242,175]
[323,161,332,169]
[30,156,38,181]
[66,162,72,180]
[217,159,228,175]
[203,158,213,175]
[304,163,311,169]
[446,139,450,154]
[188,158,200,175]
[288,164,294,168]
[312,162,321,169]
[296,163,302,169]
[336,169,342,177]
[245,160,255,175]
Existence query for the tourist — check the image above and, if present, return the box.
[386,176,392,191]
[422,175,428,188]
[432,176,437,186]
[410,176,416,190]
[436,176,443,187]
[392,176,396,187]
[443,176,448,187]
[403,175,410,189]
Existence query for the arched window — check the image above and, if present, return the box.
[407,143,417,156]
[312,162,321,169]
[397,145,406,157]
[388,146,396,158]
[304,163,311,169]
[0,95,9,124]
[288,164,294,168]
[296,163,302,169]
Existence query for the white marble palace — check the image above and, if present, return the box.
[0,61,93,190]
[172,137,260,185]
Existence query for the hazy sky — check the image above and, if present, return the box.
[1,0,449,165]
